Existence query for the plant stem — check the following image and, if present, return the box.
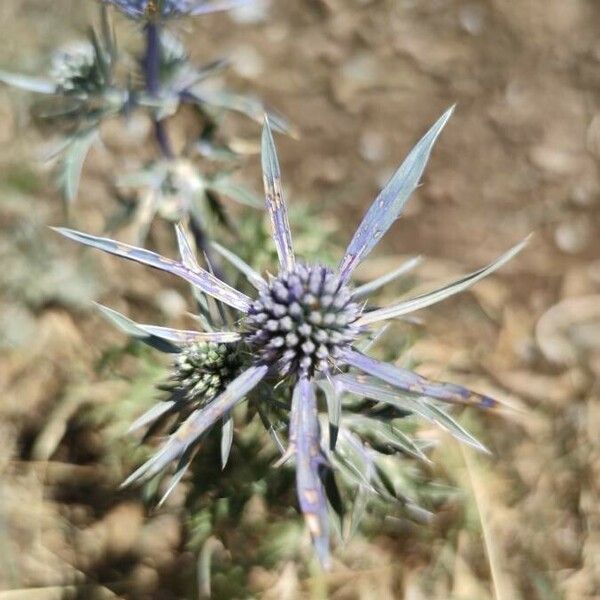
[144,20,174,158]
[144,20,225,282]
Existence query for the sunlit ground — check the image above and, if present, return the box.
[0,1,598,598]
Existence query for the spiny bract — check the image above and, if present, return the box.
[55,107,528,567]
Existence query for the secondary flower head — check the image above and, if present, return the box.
[0,8,290,212]
[51,41,109,95]
[102,0,254,20]
[162,340,242,404]
[55,107,528,566]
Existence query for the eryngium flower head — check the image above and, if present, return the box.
[102,0,254,19]
[162,341,241,404]
[55,107,529,567]
[129,340,242,440]
[245,265,361,377]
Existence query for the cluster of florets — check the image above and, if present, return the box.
[244,265,362,377]
[51,42,107,94]
[160,341,241,404]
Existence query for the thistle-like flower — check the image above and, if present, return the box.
[54,107,528,566]
[0,19,117,102]
[101,0,254,20]
[0,5,288,217]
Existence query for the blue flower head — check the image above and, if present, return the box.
[102,0,254,19]
[55,108,528,567]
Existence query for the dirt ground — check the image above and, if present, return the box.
[1,0,599,598]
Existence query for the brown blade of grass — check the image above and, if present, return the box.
[460,445,520,600]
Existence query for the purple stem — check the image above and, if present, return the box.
[144,20,174,158]
[143,19,227,284]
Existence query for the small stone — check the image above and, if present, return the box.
[458,4,486,35]
[230,44,264,79]
[359,131,386,163]
[555,218,592,254]
[529,145,581,177]
[156,289,187,318]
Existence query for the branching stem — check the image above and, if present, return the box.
[143,20,174,158]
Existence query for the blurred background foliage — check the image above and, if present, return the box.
[1,0,599,598]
